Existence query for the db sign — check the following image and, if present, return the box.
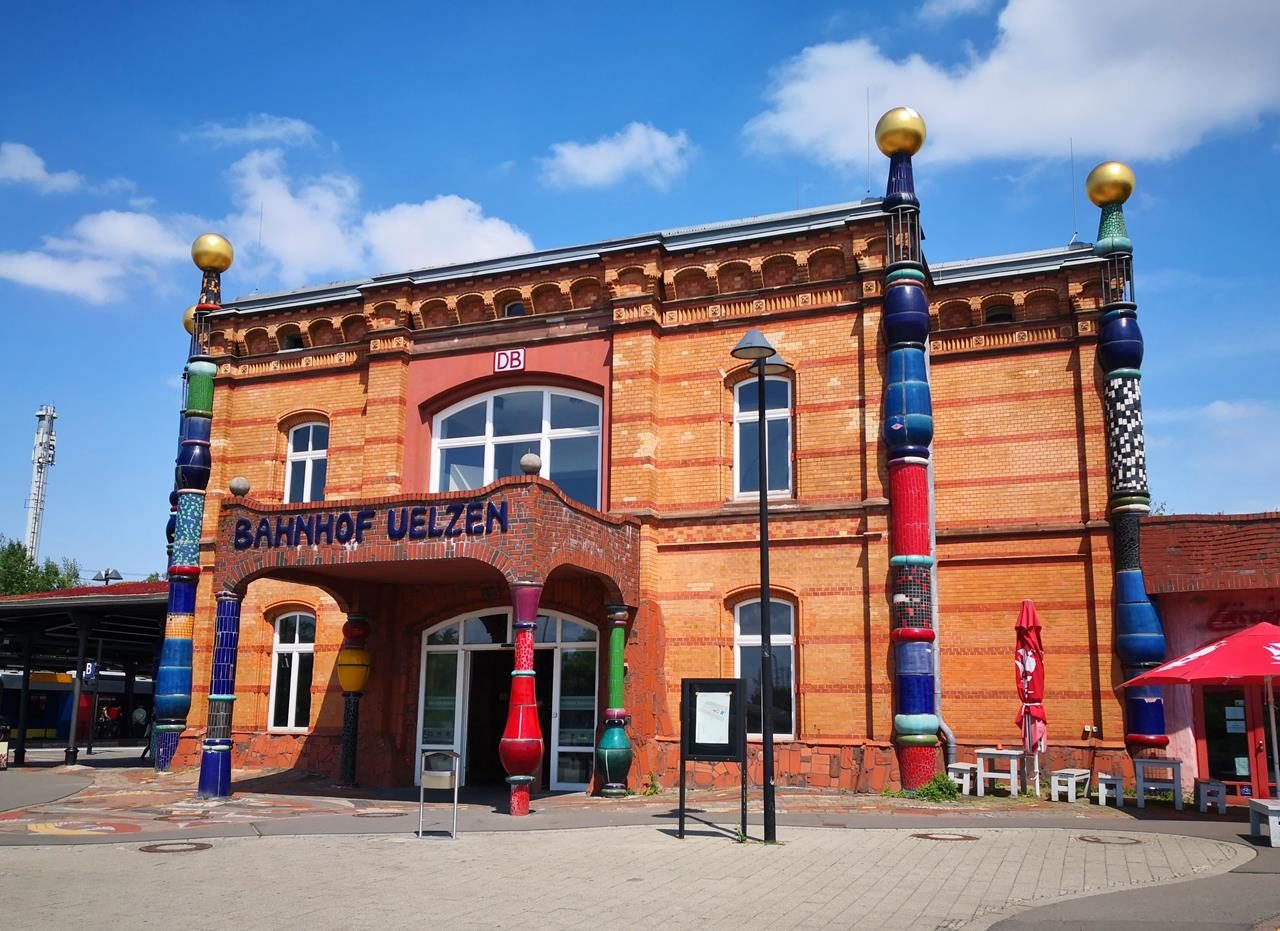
[494,348,525,373]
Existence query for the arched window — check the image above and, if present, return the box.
[733,376,792,498]
[269,612,316,731]
[432,387,602,508]
[285,422,329,503]
[734,599,796,739]
[503,300,528,318]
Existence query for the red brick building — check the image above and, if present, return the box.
[160,196,1151,796]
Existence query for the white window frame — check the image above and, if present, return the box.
[285,422,329,503]
[267,612,316,733]
[733,598,796,740]
[733,376,793,499]
[430,386,602,508]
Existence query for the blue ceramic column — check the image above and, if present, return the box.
[1087,163,1169,750]
[197,590,242,798]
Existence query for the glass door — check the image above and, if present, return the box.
[552,646,598,789]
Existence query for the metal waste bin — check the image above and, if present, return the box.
[419,750,460,839]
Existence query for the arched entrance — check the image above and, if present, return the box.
[418,609,598,790]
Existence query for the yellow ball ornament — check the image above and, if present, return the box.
[191,233,234,272]
[182,304,198,334]
[875,107,927,157]
[1085,162,1135,207]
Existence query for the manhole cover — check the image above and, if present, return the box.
[1077,835,1141,845]
[352,811,408,819]
[139,842,212,854]
[912,832,978,841]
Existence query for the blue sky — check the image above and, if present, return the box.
[2,0,1278,580]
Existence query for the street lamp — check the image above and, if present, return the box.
[93,569,123,586]
[730,328,790,843]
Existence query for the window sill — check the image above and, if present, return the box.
[266,727,311,735]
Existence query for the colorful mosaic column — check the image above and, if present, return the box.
[876,108,940,791]
[197,590,242,798]
[596,604,633,797]
[1088,163,1168,750]
[155,233,233,772]
[336,615,372,787]
[499,583,544,815]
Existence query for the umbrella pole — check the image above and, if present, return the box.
[1267,677,1279,800]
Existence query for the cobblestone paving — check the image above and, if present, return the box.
[1,825,1251,930]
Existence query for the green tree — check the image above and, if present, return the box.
[0,535,82,595]
[143,572,164,583]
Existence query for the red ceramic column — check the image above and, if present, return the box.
[498,582,544,815]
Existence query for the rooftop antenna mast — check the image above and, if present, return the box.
[1068,137,1081,245]
[24,404,57,560]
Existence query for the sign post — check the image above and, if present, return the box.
[678,678,747,840]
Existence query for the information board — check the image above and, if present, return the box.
[677,678,747,840]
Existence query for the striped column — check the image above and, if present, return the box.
[154,234,232,772]
[1088,163,1169,750]
[876,108,940,791]
[498,582,544,815]
[197,591,242,798]
[596,604,633,797]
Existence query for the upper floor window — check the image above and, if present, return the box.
[503,301,528,318]
[269,612,316,731]
[734,599,796,739]
[286,422,328,503]
[432,388,601,508]
[734,376,792,498]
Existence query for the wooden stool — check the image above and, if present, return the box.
[1096,773,1124,808]
[947,762,976,795]
[1049,768,1091,802]
[1248,798,1280,847]
[1195,779,1226,815]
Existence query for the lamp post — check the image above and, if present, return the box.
[730,328,790,844]
[93,569,123,586]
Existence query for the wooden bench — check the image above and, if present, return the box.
[947,762,976,795]
[1096,774,1125,808]
[1049,768,1091,802]
[1195,779,1226,815]
[1249,798,1280,847]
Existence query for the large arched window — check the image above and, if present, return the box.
[285,422,328,503]
[269,612,316,731]
[734,598,796,739]
[431,387,601,508]
[733,376,792,498]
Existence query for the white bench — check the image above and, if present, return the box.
[1049,768,1091,802]
[1134,757,1183,811]
[947,762,976,795]
[1096,773,1125,808]
[1195,779,1226,815]
[1249,798,1280,847]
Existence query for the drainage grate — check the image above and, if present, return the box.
[912,832,978,841]
[352,811,408,819]
[139,842,212,854]
[1076,835,1141,845]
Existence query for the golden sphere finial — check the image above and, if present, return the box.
[182,304,198,334]
[191,233,234,272]
[875,107,926,157]
[1085,161,1135,207]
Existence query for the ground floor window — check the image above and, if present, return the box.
[734,599,796,739]
[417,610,598,790]
[269,612,316,731]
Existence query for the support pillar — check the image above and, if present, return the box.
[13,629,32,766]
[336,615,372,787]
[498,583,544,816]
[64,616,90,766]
[596,605,633,797]
[197,591,243,799]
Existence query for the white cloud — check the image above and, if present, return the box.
[746,0,1280,165]
[196,114,318,147]
[0,251,118,301]
[46,211,190,263]
[227,149,533,286]
[919,0,993,20]
[0,142,82,193]
[541,122,692,189]
[363,196,533,273]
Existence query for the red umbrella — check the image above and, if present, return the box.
[1015,600,1047,794]
[1122,621,1280,798]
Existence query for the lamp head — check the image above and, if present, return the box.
[731,328,776,361]
[755,351,791,376]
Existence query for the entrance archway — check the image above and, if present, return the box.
[417,609,598,790]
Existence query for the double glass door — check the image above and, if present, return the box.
[416,610,598,790]
[1198,685,1277,800]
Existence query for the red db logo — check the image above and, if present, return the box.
[494,348,525,373]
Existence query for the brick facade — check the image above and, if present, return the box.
[171,202,1132,792]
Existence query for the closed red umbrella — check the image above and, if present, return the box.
[1015,600,1047,794]
[1122,621,1280,798]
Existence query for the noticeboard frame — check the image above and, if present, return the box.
[678,678,747,840]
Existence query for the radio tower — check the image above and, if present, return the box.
[24,405,57,560]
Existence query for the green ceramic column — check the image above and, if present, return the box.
[596,605,632,797]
